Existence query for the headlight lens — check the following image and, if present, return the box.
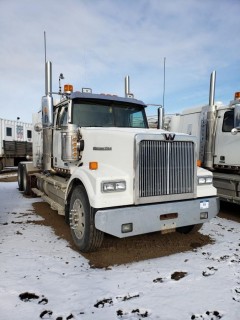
[198,176,213,185]
[101,180,126,192]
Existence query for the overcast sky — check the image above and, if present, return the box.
[1,0,240,123]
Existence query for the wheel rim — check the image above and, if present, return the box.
[71,199,85,240]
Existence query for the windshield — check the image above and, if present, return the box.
[72,99,148,128]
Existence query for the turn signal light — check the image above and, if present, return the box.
[89,162,98,170]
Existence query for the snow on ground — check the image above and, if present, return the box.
[0,181,240,320]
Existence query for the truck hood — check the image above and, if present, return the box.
[78,126,196,176]
[79,126,191,138]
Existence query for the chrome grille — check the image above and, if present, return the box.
[138,140,195,198]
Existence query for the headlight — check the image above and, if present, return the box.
[101,180,126,192]
[198,176,213,185]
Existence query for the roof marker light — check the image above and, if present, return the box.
[64,84,73,93]
[234,92,240,100]
[82,88,92,93]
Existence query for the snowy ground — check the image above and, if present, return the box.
[0,179,240,320]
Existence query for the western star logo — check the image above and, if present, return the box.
[93,147,112,151]
[164,133,175,141]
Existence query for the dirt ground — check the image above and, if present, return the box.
[32,202,213,268]
[0,175,18,183]
[2,173,239,268]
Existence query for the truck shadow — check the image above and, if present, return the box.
[218,201,240,223]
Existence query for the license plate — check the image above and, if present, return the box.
[200,200,209,209]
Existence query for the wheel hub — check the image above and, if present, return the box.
[69,199,85,239]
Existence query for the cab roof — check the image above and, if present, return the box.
[69,91,146,107]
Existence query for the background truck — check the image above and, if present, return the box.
[18,60,219,252]
[164,71,240,205]
[0,118,32,171]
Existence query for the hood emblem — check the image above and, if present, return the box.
[164,133,175,141]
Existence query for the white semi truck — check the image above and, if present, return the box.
[18,61,219,252]
[165,71,240,205]
[0,118,32,171]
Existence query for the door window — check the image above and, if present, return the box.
[57,106,68,127]
[222,110,234,132]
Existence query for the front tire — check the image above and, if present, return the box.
[69,185,104,252]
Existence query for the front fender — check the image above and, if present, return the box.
[66,166,96,207]
[66,164,133,208]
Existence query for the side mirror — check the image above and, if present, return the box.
[234,103,240,129]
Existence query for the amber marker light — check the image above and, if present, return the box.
[197,160,202,167]
[234,92,240,100]
[64,84,73,93]
[89,162,98,170]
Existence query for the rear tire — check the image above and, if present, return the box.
[177,223,203,234]
[22,165,31,195]
[0,160,3,172]
[69,185,104,252]
[18,163,24,191]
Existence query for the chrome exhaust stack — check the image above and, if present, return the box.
[209,70,216,107]
[125,75,130,97]
[125,75,134,98]
[42,61,53,126]
[45,61,52,97]
[42,61,53,171]
[204,71,217,169]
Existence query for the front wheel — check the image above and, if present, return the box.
[69,185,104,252]
[177,223,203,234]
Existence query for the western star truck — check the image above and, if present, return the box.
[0,118,32,171]
[17,61,219,252]
[165,71,240,205]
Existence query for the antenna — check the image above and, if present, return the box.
[163,57,166,108]
[44,31,47,64]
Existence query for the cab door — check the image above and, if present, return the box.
[214,108,240,166]
[52,104,69,169]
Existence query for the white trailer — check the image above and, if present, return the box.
[18,61,219,252]
[0,118,32,171]
[165,71,240,205]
